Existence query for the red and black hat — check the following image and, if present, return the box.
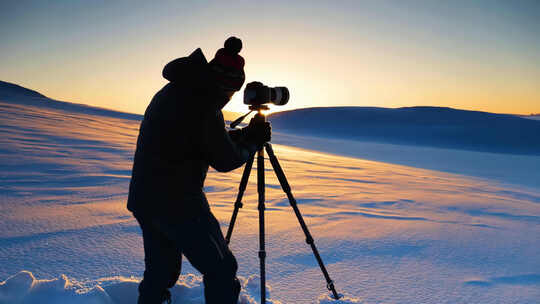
[209,36,246,91]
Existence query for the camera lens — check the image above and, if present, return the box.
[271,87,289,106]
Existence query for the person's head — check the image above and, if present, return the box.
[209,37,245,101]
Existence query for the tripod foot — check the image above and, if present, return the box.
[326,281,341,300]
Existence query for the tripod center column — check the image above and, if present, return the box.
[257,147,267,304]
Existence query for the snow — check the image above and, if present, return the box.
[271,131,540,189]
[0,271,293,304]
[1,82,540,303]
[0,271,359,304]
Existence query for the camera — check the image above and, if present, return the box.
[243,82,289,106]
[229,81,289,128]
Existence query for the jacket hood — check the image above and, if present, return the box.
[162,48,231,110]
[162,48,208,85]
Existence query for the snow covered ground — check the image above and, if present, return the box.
[1,87,540,303]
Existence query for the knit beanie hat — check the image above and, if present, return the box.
[209,36,246,91]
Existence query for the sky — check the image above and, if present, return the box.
[1,0,539,115]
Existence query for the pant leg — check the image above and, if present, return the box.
[156,211,241,304]
[135,214,181,304]
[184,212,241,304]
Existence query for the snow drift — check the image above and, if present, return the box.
[0,271,360,304]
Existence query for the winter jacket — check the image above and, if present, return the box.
[127,49,256,220]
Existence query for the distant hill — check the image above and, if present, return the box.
[0,80,240,122]
[0,80,47,99]
[0,80,143,121]
[522,114,540,121]
[268,106,540,155]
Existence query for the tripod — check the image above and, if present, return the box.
[225,111,341,303]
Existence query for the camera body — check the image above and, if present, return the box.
[229,81,289,129]
[243,82,289,106]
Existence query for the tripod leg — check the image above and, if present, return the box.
[264,143,341,300]
[225,155,255,244]
[257,149,267,304]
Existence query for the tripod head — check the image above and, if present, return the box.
[230,104,269,129]
[248,104,270,112]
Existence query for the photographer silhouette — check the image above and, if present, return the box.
[127,37,270,304]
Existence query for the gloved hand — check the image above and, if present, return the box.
[243,114,271,146]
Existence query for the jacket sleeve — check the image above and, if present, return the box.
[228,129,244,142]
[201,110,257,172]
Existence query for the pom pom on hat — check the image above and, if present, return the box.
[224,36,242,55]
[209,36,246,91]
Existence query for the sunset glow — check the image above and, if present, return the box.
[1,1,539,115]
